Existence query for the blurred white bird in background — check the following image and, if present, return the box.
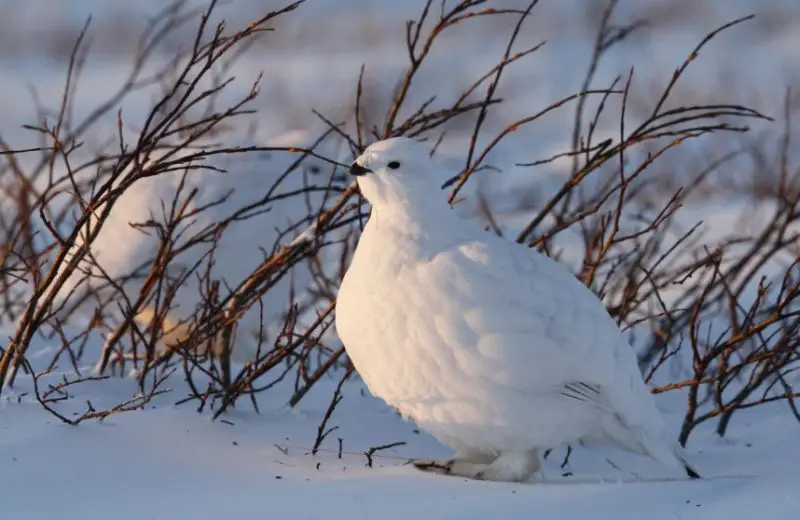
[49,129,353,367]
[335,137,700,483]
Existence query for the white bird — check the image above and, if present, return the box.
[335,137,699,483]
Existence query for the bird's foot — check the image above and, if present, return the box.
[410,450,540,483]
[409,457,490,479]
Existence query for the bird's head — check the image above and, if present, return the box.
[349,137,446,214]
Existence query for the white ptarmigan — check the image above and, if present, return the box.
[50,130,349,366]
[335,137,699,483]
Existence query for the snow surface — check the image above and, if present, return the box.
[2,366,799,520]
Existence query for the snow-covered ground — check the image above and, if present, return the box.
[2,366,799,520]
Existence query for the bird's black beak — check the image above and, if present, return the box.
[349,162,372,177]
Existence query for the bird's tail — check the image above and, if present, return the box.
[676,451,701,479]
[661,446,701,480]
[641,433,702,480]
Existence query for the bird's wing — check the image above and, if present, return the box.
[421,235,662,431]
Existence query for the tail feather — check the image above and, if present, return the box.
[660,443,701,480]
[685,464,701,479]
[678,453,701,479]
[638,432,701,480]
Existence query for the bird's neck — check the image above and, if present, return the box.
[366,200,465,253]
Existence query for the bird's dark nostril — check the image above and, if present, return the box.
[349,162,372,176]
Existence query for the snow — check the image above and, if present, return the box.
[2,368,799,520]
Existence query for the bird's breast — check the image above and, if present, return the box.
[336,234,469,407]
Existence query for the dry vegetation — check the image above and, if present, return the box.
[0,0,798,451]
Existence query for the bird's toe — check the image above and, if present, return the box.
[410,457,491,479]
[410,458,455,474]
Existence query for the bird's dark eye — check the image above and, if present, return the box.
[307,165,321,175]
[387,160,401,170]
